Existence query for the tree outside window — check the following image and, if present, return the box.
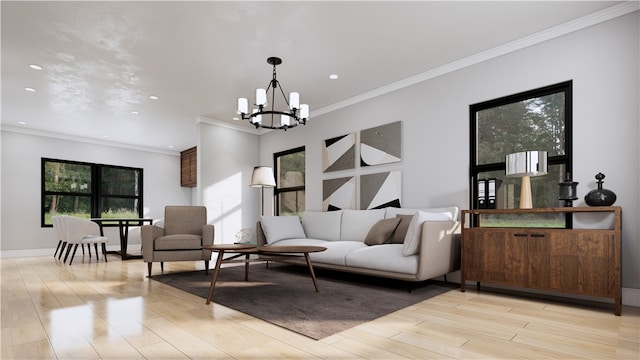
[470,81,572,227]
[274,146,305,216]
[42,159,143,226]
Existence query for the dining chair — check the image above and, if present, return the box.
[61,215,110,265]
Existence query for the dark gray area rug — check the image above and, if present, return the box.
[150,263,456,340]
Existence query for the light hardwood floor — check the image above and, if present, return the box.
[1,255,638,359]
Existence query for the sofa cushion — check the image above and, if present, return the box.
[391,214,414,244]
[364,217,401,245]
[345,244,418,274]
[301,211,342,241]
[260,216,306,244]
[402,210,454,256]
[340,209,386,242]
[272,239,366,266]
[154,234,202,250]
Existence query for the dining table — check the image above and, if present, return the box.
[91,218,153,260]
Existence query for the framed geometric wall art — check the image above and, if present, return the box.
[323,176,356,211]
[323,133,356,172]
[360,170,401,209]
[360,121,402,167]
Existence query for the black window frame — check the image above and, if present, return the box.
[469,81,573,226]
[41,158,144,227]
[273,146,305,216]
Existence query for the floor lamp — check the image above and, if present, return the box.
[250,166,276,216]
[505,151,548,209]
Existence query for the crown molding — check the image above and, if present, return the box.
[0,125,180,156]
[196,115,267,135]
[312,1,640,118]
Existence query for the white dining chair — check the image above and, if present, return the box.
[61,215,110,265]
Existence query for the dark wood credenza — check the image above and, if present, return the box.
[460,206,622,315]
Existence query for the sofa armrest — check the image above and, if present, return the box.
[256,221,267,246]
[416,220,461,281]
[141,225,165,261]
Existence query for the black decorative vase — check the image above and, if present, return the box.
[584,173,617,206]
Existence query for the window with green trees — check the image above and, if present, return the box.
[42,158,143,226]
[469,81,572,227]
[274,146,305,216]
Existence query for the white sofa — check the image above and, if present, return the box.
[256,207,461,282]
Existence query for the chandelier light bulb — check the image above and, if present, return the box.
[289,92,299,110]
[256,89,267,106]
[300,104,309,119]
[281,115,290,127]
[237,98,248,114]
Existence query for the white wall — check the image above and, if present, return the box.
[260,13,640,289]
[0,131,191,254]
[197,121,260,245]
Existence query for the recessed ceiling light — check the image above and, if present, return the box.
[329,74,339,80]
[17,121,27,125]
[103,135,109,138]
[131,110,139,115]
[29,64,43,70]
[149,95,159,100]
[168,145,174,149]
[25,87,36,92]
[233,117,240,121]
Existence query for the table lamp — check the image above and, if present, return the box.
[250,166,276,216]
[505,151,548,209]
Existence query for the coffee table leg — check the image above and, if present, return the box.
[303,253,320,292]
[206,250,225,304]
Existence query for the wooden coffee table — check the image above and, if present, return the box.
[203,244,326,304]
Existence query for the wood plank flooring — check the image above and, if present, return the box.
[1,255,638,359]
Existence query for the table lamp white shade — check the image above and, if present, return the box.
[250,166,276,216]
[505,151,548,209]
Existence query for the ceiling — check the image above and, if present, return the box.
[1,1,628,152]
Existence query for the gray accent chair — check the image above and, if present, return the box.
[141,206,214,277]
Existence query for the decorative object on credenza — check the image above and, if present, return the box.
[360,121,402,166]
[558,172,579,207]
[323,176,356,211]
[323,133,356,172]
[250,166,276,215]
[236,57,309,130]
[360,170,402,209]
[505,150,548,209]
[584,172,617,206]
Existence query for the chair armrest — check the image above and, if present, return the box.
[141,225,165,261]
[416,221,461,280]
[202,224,214,246]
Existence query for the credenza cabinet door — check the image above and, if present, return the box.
[463,229,527,287]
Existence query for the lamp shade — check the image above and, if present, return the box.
[505,151,548,177]
[250,166,276,188]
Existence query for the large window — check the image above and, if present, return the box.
[274,146,305,216]
[470,81,572,226]
[42,158,143,226]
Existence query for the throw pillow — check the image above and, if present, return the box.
[364,217,401,245]
[259,216,306,244]
[391,214,413,244]
[402,211,454,256]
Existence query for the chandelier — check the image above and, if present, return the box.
[236,57,309,130]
